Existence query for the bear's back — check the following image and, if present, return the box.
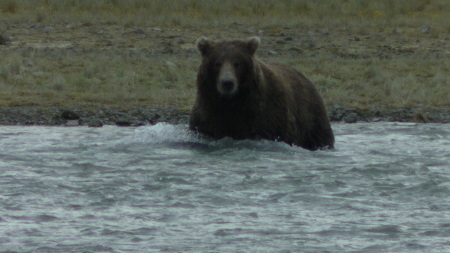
[256,60,334,149]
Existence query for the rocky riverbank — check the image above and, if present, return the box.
[0,106,188,127]
[0,106,448,127]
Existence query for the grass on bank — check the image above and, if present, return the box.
[0,0,449,110]
[1,0,449,29]
[299,57,450,109]
[1,48,448,110]
[0,50,198,110]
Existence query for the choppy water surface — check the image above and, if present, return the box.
[1,123,449,252]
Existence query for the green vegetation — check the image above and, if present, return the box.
[0,50,197,109]
[0,0,449,110]
[299,57,450,108]
[2,0,449,27]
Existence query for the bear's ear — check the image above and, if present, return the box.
[246,36,260,56]
[196,37,212,56]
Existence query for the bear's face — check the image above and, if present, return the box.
[196,37,260,98]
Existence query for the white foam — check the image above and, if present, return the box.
[129,123,200,144]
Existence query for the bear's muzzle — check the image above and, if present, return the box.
[217,62,238,96]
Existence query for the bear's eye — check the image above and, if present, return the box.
[233,62,240,68]
[214,61,221,68]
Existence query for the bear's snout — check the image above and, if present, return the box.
[221,80,235,92]
[217,62,238,96]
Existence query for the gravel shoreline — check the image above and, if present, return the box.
[0,106,448,127]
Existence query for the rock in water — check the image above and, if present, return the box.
[88,119,103,127]
[343,113,358,123]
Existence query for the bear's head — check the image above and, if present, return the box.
[196,37,260,98]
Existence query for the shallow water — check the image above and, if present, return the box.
[0,123,449,252]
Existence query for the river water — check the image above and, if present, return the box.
[0,123,449,252]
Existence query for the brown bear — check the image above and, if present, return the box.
[189,37,334,150]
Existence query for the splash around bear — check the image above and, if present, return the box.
[189,37,334,150]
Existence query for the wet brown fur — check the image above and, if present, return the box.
[189,37,334,150]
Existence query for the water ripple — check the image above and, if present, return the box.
[0,123,449,252]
